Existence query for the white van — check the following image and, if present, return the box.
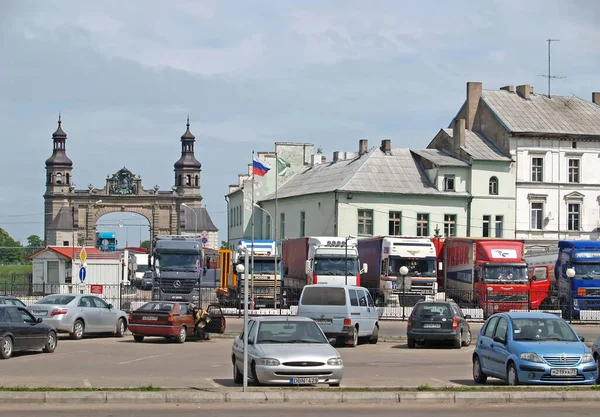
[297,284,379,347]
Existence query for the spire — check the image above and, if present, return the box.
[52,113,66,138]
[181,115,195,140]
[46,115,72,168]
[175,116,201,170]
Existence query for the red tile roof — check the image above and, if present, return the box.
[27,246,114,260]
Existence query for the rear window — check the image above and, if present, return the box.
[36,295,75,305]
[138,302,174,312]
[413,303,452,317]
[300,287,346,306]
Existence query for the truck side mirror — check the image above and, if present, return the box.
[305,260,311,275]
[361,263,368,274]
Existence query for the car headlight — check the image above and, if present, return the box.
[582,353,594,363]
[327,357,343,366]
[255,358,280,366]
[520,352,544,363]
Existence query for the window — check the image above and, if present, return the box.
[443,175,455,191]
[568,203,580,231]
[185,175,191,186]
[66,173,70,185]
[300,211,306,237]
[483,316,500,338]
[444,214,456,237]
[416,213,429,236]
[482,215,491,237]
[349,289,359,306]
[489,176,498,195]
[300,287,346,306]
[280,213,285,239]
[389,211,402,235]
[358,209,373,235]
[56,173,62,184]
[493,318,509,340]
[572,141,577,149]
[495,216,504,238]
[531,157,543,182]
[568,159,580,183]
[531,202,543,230]
[63,240,69,246]
[195,175,199,186]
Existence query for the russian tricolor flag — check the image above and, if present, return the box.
[252,156,271,177]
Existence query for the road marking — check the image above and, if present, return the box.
[83,379,92,388]
[205,378,220,388]
[118,354,171,365]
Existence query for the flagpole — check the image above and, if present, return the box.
[274,149,278,311]
[250,151,255,310]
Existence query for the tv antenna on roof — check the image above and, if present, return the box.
[538,39,565,99]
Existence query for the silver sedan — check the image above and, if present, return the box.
[29,294,128,340]
[231,316,344,387]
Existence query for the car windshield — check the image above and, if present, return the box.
[314,256,359,276]
[256,321,327,344]
[137,302,175,313]
[35,295,75,305]
[483,266,528,284]
[512,317,579,342]
[413,303,453,318]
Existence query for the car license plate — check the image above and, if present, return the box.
[550,368,577,376]
[32,310,47,316]
[290,377,319,385]
[423,323,441,328]
[315,319,332,325]
[142,316,158,321]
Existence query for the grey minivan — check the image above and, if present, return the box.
[297,284,379,347]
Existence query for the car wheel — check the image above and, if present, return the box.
[133,335,144,343]
[407,338,416,349]
[251,361,260,385]
[507,362,519,386]
[176,326,187,343]
[233,362,243,384]
[71,320,84,340]
[453,332,462,349]
[115,318,126,338]
[0,336,13,359]
[461,329,472,347]
[348,327,358,348]
[369,325,379,344]
[43,331,57,353]
[472,355,487,384]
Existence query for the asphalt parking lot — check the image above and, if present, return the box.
[2,319,599,390]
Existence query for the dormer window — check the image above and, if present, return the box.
[443,175,455,191]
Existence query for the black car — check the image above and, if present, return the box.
[0,296,26,307]
[0,305,57,359]
[406,300,472,349]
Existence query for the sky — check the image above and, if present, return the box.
[1,0,599,246]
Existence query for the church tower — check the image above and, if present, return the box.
[173,117,201,198]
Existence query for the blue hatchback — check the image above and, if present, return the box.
[472,312,596,385]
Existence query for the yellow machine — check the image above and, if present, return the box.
[216,249,236,297]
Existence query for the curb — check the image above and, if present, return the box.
[0,390,599,404]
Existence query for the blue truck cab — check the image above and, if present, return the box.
[556,240,600,318]
[96,231,117,252]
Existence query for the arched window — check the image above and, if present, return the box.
[65,173,70,185]
[489,176,498,195]
[56,173,62,184]
[178,175,182,186]
[186,175,191,186]
[47,173,53,185]
[195,175,199,186]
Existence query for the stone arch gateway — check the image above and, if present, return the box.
[42,116,219,251]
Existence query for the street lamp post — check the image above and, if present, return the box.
[399,266,409,321]
[236,245,250,393]
[182,203,200,305]
[253,203,277,308]
[181,203,198,236]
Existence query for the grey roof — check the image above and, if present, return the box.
[410,149,469,167]
[442,129,511,162]
[481,90,600,136]
[47,208,73,230]
[263,147,470,200]
[181,207,218,232]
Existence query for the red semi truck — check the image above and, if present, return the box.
[436,237,550,318]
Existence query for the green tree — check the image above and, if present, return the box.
[220,240,229,250]
[26,235,44,248]
[141,240,151,250]
[0,228,24,263]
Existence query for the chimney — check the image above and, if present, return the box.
[333,151,340,162]
[380,139,391,154]
[516,84,533,99]
[453,119,466,150]
[593,92,600,105]
[466,82,482,130]
[311,154,320,166]
[359,139,368,155]
[321,155,326,164]
[500,85,515,93]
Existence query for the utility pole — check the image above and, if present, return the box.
[539,39,565,99]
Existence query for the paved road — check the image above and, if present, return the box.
[3,403,599,417]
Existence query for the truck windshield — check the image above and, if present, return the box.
[388,257,436,277]
[248,260,281,275]
[156,253,199,271]
[314,257,359,276]
[136,264,151,273]
[571,263,600,279]
[483,266,528,284]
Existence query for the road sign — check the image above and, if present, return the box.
[201,237,208,244]
[201,230,208,237]
[79,247,87,263]
[79,267,87,282]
